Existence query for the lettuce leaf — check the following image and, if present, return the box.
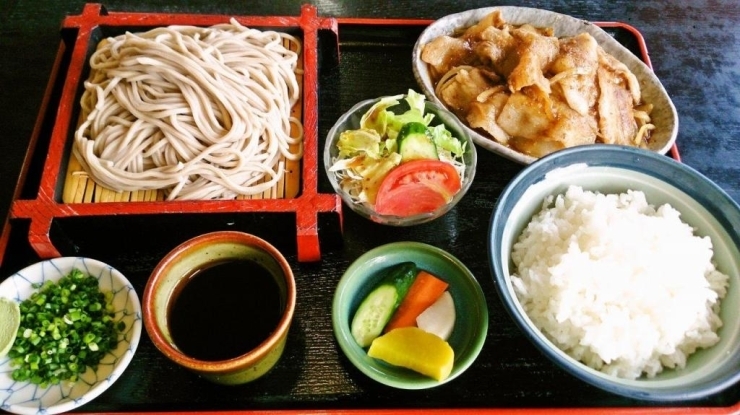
[337,129,383,159]
[429,124,465,157]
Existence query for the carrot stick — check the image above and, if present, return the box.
[383,270,449,333]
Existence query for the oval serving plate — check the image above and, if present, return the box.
[412,6,679,165]
[0,257,142,415]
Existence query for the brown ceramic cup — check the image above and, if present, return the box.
[142,231,296,385]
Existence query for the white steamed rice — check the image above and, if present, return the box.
[511,185,729,379]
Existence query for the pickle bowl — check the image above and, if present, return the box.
[0,257,142,415]
[323,93,477,226]
[332,241,488,389]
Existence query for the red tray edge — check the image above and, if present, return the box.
[73,403,740,415]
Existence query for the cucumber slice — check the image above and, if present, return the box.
[350,262,418,347]
[397,122,438,162]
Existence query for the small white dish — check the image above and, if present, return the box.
[0,257,142,415]
[412,6,679,164]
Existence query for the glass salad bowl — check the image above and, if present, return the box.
[323,90,477,226]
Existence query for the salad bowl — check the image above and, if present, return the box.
[324,90,477,226]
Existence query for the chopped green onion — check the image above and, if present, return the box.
[82,332,95,344]
[8,268,125,386]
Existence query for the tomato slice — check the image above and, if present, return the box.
[374,183,449,216]
[374,160,461,216]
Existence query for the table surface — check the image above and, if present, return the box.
[1,1,739,413]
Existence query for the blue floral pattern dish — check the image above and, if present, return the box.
[0,257,142,415]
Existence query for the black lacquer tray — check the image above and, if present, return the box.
[0,4,737,414]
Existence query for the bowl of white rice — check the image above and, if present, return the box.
[488,145,740,401]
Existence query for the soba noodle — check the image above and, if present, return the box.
[73,18,303,200]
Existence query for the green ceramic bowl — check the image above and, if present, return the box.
[332,241,488,389]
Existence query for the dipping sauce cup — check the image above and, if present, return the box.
[143,231,296,385]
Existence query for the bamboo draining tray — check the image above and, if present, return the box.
[62,35,303,203]
[1,3,342,265]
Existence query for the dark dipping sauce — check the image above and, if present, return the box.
[168,259,283,361]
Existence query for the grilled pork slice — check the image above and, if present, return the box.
[597,48,641,104]
[597,66,638,145]
[497,89,597,157]
[462,9,508,39]
[550,33,600,116]
[473,27,519,78]
[466,86,511,144]
[420,35,472,81]
[437,67,499,116]
[507,27,559,95]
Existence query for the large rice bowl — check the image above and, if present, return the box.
[510,185,729,379]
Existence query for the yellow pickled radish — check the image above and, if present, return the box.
[367,326,454,381]
[0,297,21,358]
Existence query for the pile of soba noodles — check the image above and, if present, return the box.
[73,19,303,200]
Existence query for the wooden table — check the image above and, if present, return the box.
[1,1,738,413]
